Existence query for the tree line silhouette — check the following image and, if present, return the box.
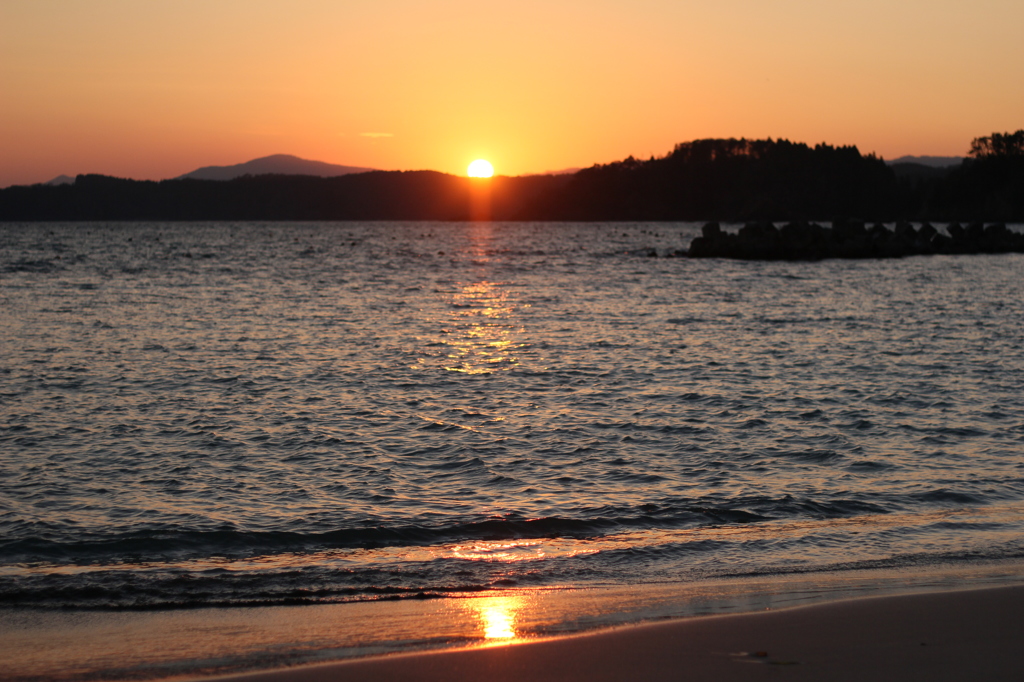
[2,132,1022,222]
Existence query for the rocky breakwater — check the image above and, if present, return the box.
[688,220,1024,260]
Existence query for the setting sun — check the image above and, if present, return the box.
[467,160,494,178]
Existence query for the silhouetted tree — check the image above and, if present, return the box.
[969,130,1024,158]
[924,130,1024,221]
[530,138,900,221]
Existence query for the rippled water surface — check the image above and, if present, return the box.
[3,221,1024,614]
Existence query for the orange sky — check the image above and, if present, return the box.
[2,0,1022,187]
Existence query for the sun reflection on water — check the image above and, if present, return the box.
[441,279,524,374]
[451,540,547,562]
[411,223,534,375]
[469,594,526,640]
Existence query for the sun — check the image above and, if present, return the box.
[467,159,494,177]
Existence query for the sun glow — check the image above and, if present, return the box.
[471,595,523,640]
[467,159,494,177]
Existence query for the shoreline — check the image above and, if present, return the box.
[5,561,1024,681]
[204,583,1024,682]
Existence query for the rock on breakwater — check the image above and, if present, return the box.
[688,220,1024,260]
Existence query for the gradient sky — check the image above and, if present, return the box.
[2,0,1022,186]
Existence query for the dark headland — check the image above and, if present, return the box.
[3,131,1022,258]
[687,219,1024,260]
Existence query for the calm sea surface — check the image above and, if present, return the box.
[3,221,1024,671]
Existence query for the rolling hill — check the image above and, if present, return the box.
[176,154,375,180]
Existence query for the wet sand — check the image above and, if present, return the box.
[207,585,1024,682]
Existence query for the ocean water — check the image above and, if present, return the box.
[3,221,1024,674]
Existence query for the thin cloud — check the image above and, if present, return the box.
[360,132,394,138]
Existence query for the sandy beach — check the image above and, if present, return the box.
[207,584,1024,682]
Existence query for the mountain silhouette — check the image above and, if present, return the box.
[886,155,963,168]
[176,154,375,180]
[5,133,1021,222]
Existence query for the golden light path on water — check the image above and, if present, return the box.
[443,280,521,375]
[412,223,529,376]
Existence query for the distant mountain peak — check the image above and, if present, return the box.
[886,155,963,168]
[176,155,375,181]
[42,174,76,186]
